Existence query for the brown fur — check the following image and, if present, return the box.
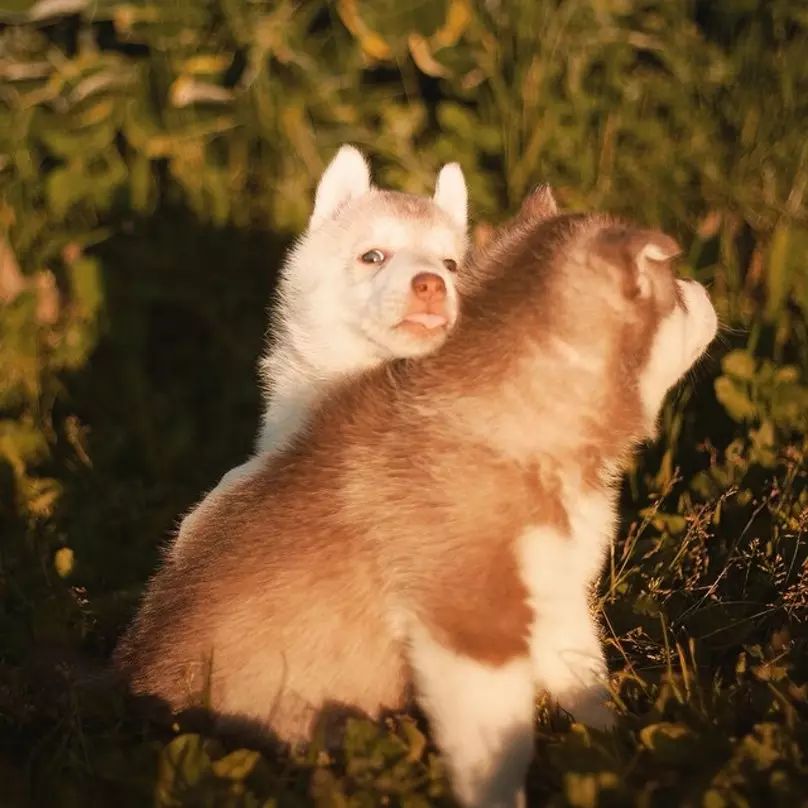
[114,210,681,741]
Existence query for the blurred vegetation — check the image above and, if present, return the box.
[1,0,807,805]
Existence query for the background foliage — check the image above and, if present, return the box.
[1,0,807,805]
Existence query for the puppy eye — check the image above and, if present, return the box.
[360,249,387,265]
[443,258,458,273]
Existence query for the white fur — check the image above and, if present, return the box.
[514,276,717,733]
[172,148,468,553]
[408,623,533,808]
[309,145,371,231]
[517,490,617,730]
[641,243,672,262]
[255,155,467,455]
[433,162,468,230]
[641,279,718,426]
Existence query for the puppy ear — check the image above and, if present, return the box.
[518,184,558,222]
[433,163,468,230]
[309,145,372,230]
[634,231,681,295]
[632,231,681,264]
[595,227,682,298]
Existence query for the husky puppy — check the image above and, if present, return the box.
[251,163,557,460]
[255,144,469,456]
[174,145,468,549]
[114,196,717,807]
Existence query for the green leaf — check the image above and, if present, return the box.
[400,717,427,763]
[45,165,86,220]
[156,734,213,802]
[210,747,260,780]
[638,722,695,764]
[68,256,103,319]
[703,789,729,808]
[714,376,758,422]
[310,768,348,808]
[765,223,792,323]
[634,593,661,617]
[563,769,621,806]
[721,350,757,381]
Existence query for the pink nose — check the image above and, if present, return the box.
[411,273,446,303]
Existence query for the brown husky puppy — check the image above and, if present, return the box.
[114,196,717,807]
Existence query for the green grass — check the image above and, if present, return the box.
[1,1,807,805]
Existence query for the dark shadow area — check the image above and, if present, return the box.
[4,653,414,807]
[1,206,295,805]
[50,207,289,651]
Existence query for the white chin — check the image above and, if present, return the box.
[385,326,448,358]
[680,282,719,363]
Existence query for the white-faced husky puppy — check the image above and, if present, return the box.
[173,145,469,551]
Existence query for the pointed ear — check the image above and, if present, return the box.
[518,184,558,222]
[433,163,467,230]
[309,145,372,230]
[595,227,682,297]
[632,230,681,264]
[633,231,681,295]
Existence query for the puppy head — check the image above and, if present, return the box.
[297,145,469,359]
[552,218,719,436]
[461,208,717,453]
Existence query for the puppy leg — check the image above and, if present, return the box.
[531,594,613,730]
[521,530,614,730]
[408,624,534,808]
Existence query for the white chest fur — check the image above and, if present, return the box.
[516,488,617,729]
[405,489,618,808]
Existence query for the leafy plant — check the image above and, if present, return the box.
[1,1,807,806]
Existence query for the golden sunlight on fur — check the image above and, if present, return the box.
[114,193,717,808]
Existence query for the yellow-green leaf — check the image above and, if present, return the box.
[211,748,260,781]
